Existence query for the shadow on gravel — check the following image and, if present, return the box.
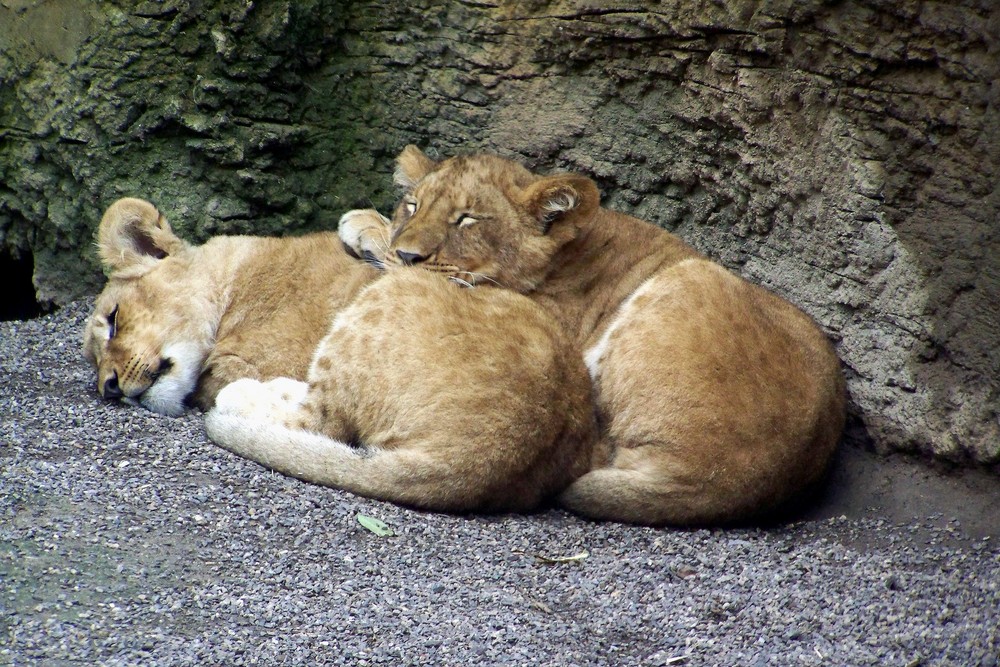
[799,441,1000,543]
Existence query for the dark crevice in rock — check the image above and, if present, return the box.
[0,249,47,321]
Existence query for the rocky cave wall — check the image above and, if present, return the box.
[1,0,997,466]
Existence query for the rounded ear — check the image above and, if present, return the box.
[520,174,600,233]
[97,197,189,275]
[393,145,438,189]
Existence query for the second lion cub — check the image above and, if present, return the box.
[205,270,597,513]
[340,146,847,526]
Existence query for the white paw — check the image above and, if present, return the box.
[213,377,309,426]
[338,209,391,259]
[213,378,271,417]
[261,377,309,408]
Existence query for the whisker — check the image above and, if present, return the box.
[139,344,162,382]
[360,229,389,256]
[372,229,391,254]
[449,276,474,288]
[457,271,506,289]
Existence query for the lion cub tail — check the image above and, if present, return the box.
[205,409,539,514]
[205,410,371,488]
[556,465,760,527]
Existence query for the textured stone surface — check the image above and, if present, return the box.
[1,0,998,465]
[0,1,390,300]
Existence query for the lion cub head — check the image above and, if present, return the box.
[346,146,601,292]
[83,198,218,416]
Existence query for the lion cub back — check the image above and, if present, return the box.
[307,269,598,511]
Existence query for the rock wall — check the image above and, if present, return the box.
[0,0,389,301]
[1,0,997,466]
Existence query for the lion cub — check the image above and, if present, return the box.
[205,269,598,513]
[338,146,846,526]
[83,197,377,415]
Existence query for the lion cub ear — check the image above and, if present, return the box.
[394,145,438,189]
[521,174,600,233]
[97,197,189,275]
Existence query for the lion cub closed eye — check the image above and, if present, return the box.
[205,269,598,513]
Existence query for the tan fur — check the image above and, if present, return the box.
[338,147,847,526]
[204,269,598,513]
[83,197,377,416]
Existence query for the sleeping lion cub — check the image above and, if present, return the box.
[205,269,598,513]
[89,197,597,512]
[83,197,377,415]
[338,146,846,526]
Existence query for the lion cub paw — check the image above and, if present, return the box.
[214,377,308,422]
[213,378,270,418]
[260,377,309,407]
[338,209,392,262]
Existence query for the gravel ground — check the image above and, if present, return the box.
[2,301,998,667]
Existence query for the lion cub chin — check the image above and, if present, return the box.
[205,269,598,513]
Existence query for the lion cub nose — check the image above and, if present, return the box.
[102,372,123,399]
[395,249,427,266]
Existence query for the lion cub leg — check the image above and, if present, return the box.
[208,375,363,484]
[561,259,845,526]
[217,377,309,419]
[211,377,337,437]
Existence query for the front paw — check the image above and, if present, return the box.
[213,377,305,418]
[213,378,272,418]
[338,209,391,264]
[261,377,309,409]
